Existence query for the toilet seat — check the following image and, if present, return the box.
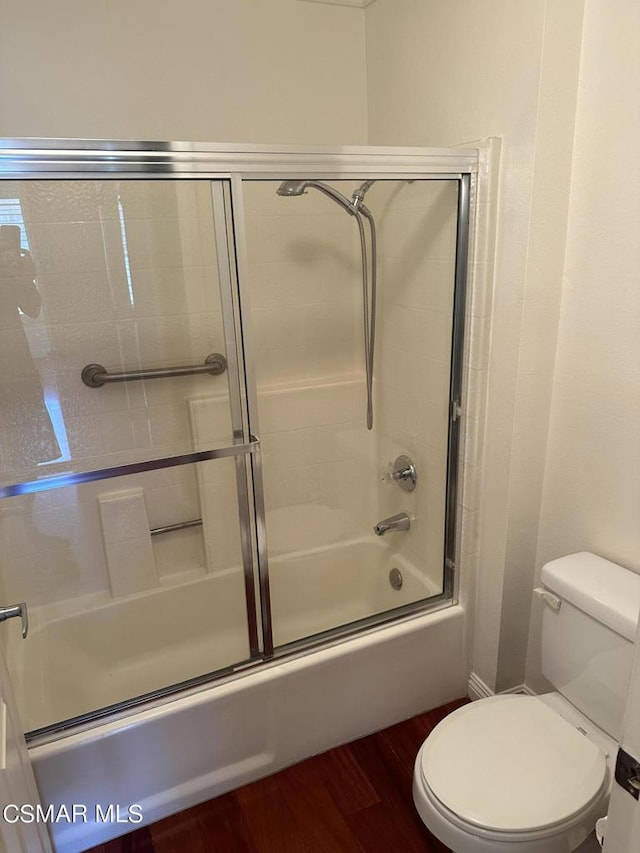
[418,695,607,837]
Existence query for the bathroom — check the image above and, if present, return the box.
[0,0,638,851]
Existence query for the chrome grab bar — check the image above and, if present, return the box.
[150,518,203,537]
[81,353,227,388]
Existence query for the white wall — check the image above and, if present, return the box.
[366,0,585,691]
[527,0,640,688]
[0,0,367,145]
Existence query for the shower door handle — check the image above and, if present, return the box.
[0,602,28,639]
[0,437,261,499]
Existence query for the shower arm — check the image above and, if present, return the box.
[305,181,358,217]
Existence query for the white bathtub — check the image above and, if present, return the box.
[17,539,438,733]
[271,538,441,645]
[25,539,466,852]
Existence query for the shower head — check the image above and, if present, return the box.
[277,180,309,197]
[276,179,356,216]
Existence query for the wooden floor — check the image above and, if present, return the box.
[87,698,467,853]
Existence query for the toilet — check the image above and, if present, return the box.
[413,552,640,853]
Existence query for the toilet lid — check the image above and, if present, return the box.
[420,695,607,833]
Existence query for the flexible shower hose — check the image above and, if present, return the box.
[354,205,377,430]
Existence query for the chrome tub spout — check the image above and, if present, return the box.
[373,512,411,536]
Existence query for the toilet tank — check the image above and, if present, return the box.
[540,552,640,740]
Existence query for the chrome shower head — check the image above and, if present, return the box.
[277,180,309,197]
[276,179,356,216]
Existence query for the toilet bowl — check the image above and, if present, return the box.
[413,694,612,853]
[413,553,640,853]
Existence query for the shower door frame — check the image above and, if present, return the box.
[234,170,473,657]
[0,138,477,738]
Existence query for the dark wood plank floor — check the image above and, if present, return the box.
[87,698,467,853]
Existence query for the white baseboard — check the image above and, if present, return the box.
[502,683,535,696]
[467,672,493,700]
[467,673,535,700]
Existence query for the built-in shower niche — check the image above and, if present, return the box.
[244,178,458,646]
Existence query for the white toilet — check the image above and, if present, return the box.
[413,552,640,853]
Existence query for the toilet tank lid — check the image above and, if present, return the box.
[542,552,640,641]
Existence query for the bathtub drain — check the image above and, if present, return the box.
[389,568,403,590]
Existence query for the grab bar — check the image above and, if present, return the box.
[150,518,203,537]
[81,353,227,388]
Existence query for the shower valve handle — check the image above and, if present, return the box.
[0,602,28,639]
[384,456,417,492]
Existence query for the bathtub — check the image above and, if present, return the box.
[25,539,466,852]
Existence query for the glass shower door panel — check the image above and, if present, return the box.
[0,178,257,734]
[243,179,460,648]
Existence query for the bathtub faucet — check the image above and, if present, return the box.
[373,512,411,536]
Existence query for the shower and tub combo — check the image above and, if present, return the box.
[0,139,479,851]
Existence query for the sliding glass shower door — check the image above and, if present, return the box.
[241,177,465,649]
[0,178,259,734]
